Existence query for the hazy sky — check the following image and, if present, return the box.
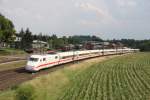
[0,0,150,39]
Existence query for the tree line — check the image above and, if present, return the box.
[16,30,150,52]
[16,28,103,50]
[109,39,150,51]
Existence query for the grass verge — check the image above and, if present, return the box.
[0,48,26,56]
[0,61,26,71]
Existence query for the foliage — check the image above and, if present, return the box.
[0,13,15,43]
[21,33,103,50]
[18,28,33,49]
[0,48,26,56]
[68,35,103,44]
[17,28,150,51]
[109,39,150,51]
[15,85,36,100]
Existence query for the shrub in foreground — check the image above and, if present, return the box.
[15,84,36,100]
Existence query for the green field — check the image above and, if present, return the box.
[60,53,150,100]
[0,48,26,56]
[0,53,150,100]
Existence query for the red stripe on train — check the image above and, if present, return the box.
[36,58,73,68]
[35,54,100,69]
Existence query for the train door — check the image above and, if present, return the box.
[75,51,79,61]
[54,55,59,65]
[49,55,59,66]
[37,57,46,70]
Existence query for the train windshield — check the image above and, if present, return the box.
[29,57,39,62]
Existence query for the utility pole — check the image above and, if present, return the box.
[122,44,123,54]
[116,44,118,54]
[102,42,104,56]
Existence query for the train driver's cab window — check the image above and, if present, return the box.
[29,58,39,62]
[43,58,46,61]
[40,59,42,62]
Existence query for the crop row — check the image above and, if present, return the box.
[59,53,150,100]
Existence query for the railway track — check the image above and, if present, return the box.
[0,64,68,91]
[0,53,128,91]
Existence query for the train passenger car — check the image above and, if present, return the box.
[25,48,139,72]
[25,54,59,71]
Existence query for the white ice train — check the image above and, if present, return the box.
[25,48,139,72]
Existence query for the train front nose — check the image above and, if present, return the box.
[26,57,39,71]
[25,65,35,71]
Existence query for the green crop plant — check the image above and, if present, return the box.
[59,53,150,100]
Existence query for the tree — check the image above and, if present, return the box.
[51,34,57,49]
[0,14,15,44]
[68,35,103,45]
[48,39,53,49]
[19,28,25,49]
[21,28,33,49]
[91,35,103,42]
[54,38,65,49]
[62,36,68,45]
[107,39,150,51]
[32,34,38,40]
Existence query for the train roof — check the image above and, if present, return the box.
[29,48,139,58]
[30,54,57,58]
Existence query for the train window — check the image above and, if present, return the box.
[55,56,58,59]
[62,55,73,59]
[29,58,39,62]
[43,58,46,61]
[79,53,89,56]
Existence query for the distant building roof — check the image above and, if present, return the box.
[33,40,47,44]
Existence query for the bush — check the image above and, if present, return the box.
[15,85,36,100]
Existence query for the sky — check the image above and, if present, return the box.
[0,0,150,40]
